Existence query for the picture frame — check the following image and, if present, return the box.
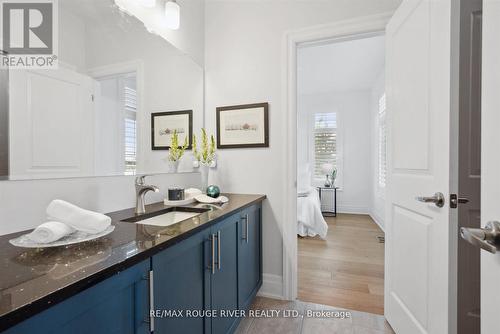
[216,102,269,149]
[151,110,193,150]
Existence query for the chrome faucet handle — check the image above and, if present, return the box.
[135,175,151,186]
[134,175,159,214]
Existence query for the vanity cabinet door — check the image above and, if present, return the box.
[238,204,262,310]
[210,214,239,334]
[152,230,212,334]
[4,260,150,334]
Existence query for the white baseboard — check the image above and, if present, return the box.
[337,205,370,215]
[257,274,284,299]
[369,212,385,232]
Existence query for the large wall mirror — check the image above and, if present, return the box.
[0,0,204,180]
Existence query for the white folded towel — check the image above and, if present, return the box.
[46,200,111,234]
[194,194,229,204]
[185,188,203,199]
[27,221,75,244]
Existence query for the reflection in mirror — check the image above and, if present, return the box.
[2,0,203,180]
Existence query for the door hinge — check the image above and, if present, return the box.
[450,194,470,209]
[91,94,94,102]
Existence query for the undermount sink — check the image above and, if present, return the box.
[122,207,209,227]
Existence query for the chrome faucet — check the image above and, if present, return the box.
[135,175,159,214]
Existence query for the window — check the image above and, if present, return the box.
[378,93,387,188]
[313,112,337,179]
[124,85,137,175]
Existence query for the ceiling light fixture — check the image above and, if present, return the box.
[165,0,180,30]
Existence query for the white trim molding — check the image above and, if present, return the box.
[337,205,370,215]
[282,12,393,301]
[369,212,385,232]
[257,274,284,300]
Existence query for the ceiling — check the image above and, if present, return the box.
[297,35,385,95]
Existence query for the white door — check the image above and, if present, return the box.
[480,1,500,333]
[9,67,95,178]
[385,0,455,333]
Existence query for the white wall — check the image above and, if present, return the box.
[205,0,401,288]
[298,91,372,213]
[370,70,386,229]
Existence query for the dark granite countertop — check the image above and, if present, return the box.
[0,193,266,331]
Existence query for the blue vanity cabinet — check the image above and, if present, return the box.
[209,214,240,334]
[4,260,151,334]
[151,229,212,334]
[150,211,251,334]
[237,204,262,310]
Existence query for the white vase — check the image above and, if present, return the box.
[199,164,209,192]
[168,160,179,173]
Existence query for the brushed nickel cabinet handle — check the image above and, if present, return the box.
[142,270,155,332]
[241,214,249,243]
[210,234,216,274]
[149,270,154,332]
[217,230,221,270]
[246,214,249,243]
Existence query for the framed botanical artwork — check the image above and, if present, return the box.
[151,110,193,150]
[216,103,269,149]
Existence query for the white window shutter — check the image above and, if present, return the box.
[313,112,337,178]
[124,86,137,175]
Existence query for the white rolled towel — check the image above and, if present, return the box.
[46,200,111,234]
[194,194,229,204]
[28,221,75,244]
[185,188,203,199]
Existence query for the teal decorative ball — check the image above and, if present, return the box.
[206,185,220,198]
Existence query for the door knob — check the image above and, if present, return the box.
[416,192,445,207]
[460,221,500,254]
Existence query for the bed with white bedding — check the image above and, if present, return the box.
[297,165,328,239]
[297,188,328,238]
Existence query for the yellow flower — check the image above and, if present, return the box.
[193,128,216,165]
[168,130,188,162]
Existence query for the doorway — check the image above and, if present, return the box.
[94,72,138,176]
[295,35,387,315]
[281,12,391,303]
[88,60,144,177]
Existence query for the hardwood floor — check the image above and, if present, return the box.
[298,214,385,315]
